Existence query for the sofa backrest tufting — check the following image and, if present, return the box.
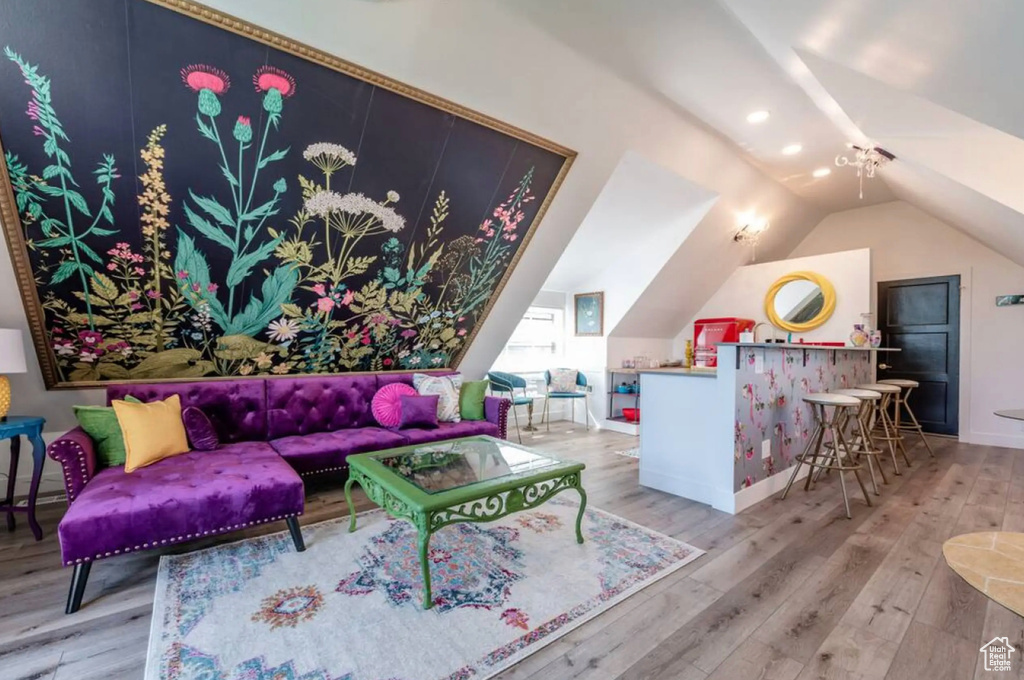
[105,372,461,443]
[106,379,268,444]
[266,375,379,438]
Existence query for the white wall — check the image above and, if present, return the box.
[790,200,1024,449]
[674,248,872,354]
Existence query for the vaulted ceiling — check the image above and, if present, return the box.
[511,0,1024,268]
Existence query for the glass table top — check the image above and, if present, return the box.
[374,438,564,494]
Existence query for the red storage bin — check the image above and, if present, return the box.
[622,407,640,423]
[694,317,755,368]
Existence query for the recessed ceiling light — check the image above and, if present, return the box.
[812,167,831,178]
[782,144,803,155]
[746,110,770,124]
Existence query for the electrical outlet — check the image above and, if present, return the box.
[762,439,771,459]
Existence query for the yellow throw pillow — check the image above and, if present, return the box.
[113,394,191,473]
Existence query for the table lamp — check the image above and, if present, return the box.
[0,328,28,420]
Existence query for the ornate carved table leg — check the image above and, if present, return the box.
[344,476,358,533]
[5,436,18,532]
[27,431,45,541]
[417,517,433,610]
[575,484,588,544]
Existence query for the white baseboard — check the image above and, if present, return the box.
[638,467,735,513]
[964,431,1024,450]
[733,465,810,514]
[602,419,639,436]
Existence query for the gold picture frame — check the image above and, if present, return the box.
[0,0,576,389]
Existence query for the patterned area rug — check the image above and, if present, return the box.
[146,496,702,680]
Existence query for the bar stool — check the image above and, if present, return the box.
[782,393,872,519]
[879,378,936,458]
[833,388,887,496]
[856,383,910,475]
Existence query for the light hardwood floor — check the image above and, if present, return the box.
[1,425,1021,679]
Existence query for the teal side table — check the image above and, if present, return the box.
[0,416,47,540]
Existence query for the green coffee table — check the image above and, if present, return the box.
[344,435,587,609]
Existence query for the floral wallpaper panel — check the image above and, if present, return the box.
[0,0,572,387]
[734,348,873,492]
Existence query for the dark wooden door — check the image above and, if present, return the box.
[877,275,960,435]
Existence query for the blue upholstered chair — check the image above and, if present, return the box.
[487,371,533,443]
[543,369,589,431]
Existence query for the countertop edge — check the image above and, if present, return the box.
[717,342,900,351]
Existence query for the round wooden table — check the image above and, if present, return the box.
[995,410,1024,421]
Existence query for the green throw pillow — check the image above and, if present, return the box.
[73,395,141,468]
[459,380,489,421]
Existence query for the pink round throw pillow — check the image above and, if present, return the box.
[371,382,418,428]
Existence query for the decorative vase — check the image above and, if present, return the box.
[849,324,869,347]
[869,330,882,348]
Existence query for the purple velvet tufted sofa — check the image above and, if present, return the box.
[47,372,511,613]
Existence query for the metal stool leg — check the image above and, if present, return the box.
[782,419,823,500]
[901,386,936,457]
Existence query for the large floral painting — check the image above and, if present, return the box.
[0,0,573,388]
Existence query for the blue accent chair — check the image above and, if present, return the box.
[487,371,533,443]
[543,369,589,431]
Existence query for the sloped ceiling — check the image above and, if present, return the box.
[722,0,1024,268]
[507,0,894,211]
[514,0,1024,272]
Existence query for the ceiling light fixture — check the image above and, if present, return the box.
[812,167,831,178]
[746,110,770,124]
[835,145,895,199]
[781,144,802,155]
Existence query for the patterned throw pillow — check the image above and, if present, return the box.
[549,368,579,394]
[371,382,418,428]
[413,373,463,423]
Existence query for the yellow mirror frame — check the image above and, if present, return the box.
[764,271,836,333]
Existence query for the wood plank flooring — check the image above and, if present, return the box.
[1,424,1021,679]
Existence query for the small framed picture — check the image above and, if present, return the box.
[574,291,604,336]
[996,295,1023,307]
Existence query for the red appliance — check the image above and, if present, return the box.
[693,317,755,368]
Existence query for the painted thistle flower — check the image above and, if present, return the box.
[233,115,253,143]
[253,66,296,114]
[181,64,230,117]
[273,178,287,193]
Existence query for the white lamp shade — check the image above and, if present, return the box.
[0,328,28,374]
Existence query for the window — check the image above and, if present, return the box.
[490,306,565,373]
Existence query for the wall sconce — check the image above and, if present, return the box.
[734,213,770,260]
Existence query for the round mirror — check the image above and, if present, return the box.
[765,271,836,332]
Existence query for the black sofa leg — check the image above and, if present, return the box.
[66,562,92,614]
[286,516,305,552]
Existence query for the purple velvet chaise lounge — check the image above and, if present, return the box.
[47,372,511,613]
